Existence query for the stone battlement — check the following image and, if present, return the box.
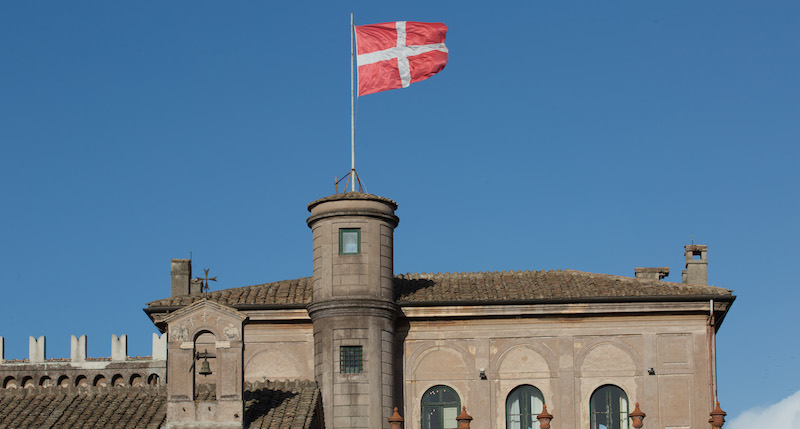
[0,333,166,364]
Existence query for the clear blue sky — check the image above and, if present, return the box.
[1,1,798,419]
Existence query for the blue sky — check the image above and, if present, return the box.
[1,1,798,420]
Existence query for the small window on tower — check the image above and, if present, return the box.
[339,228,361,255]
[340,346,363,373]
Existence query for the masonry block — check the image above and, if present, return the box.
[153,332,167,360]
[70,335,87,362]
[29,336,45,362]
[112,334,128,361]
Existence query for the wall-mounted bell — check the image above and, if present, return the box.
[199,357,212,376]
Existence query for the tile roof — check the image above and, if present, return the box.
[147,277,313,308]
[0,385,167,429]
[395,270,733,303]
[0,380,320,429]
[147,270,732,309]
[244,380,320,429]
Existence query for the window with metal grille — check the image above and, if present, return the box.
[340,346,363,373]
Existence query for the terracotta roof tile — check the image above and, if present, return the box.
[0,380,320,429]
[147,269,732,309]
[244,380,320,429]
[0,385,167,429]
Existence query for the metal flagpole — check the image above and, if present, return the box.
[350,13,356,192]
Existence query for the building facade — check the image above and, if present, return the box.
[1,191,734,429]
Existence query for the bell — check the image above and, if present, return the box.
[199,357,212,376]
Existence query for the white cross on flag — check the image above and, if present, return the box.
[355,21,448,96]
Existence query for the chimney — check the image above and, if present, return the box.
[682,244,708,285]
[635,267,670,281]
[170,259,193,297]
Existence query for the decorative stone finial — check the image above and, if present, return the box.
[629,402,646,428]
[536,404,553,429]
[456,406,473,429]
[709,401,726,428]
[388,407,404,429]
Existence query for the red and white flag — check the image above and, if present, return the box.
[355,21,448,96]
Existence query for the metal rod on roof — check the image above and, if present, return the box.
[350,13,356,192]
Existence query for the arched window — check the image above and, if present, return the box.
[590,385,630,429]
[506,385,544,429]
[421,385,461,429]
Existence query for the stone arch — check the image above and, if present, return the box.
[493,343,555,377]
[575,339,642,375]
[193,329,218,399]
[245,349,304,382]
[111,374,125,387]
[75,375,89,387]
[148,373,160,386]
[93,374,107,387]
[39,376,53,388]
[58,375,70,388]
[411,344,472,380]
[130,374,143,387]
[2,376,16,389]
[22,376,34,389]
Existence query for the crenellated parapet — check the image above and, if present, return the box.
[0,334,168,390]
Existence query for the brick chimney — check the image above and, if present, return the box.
[682,244,708,285]
[634,267,670,281]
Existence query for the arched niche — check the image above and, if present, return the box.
[496,345,552,376]
[244,349,303,382]
[130,374,143,387]
[2,376,17,389]
[111,374,125,387]
[22,376,34,389]
[75,375,89,387]
[194,330,218,399]
[412,345,471,380]
[93,375,107,387]
[39,376,53,388]
[579,342,638,374]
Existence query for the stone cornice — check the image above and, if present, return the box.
[307,298,400,321]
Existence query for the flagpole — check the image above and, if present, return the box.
[350,13,356,192]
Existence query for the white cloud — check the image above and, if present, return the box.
[727,390,800,429]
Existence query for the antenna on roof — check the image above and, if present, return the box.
[690,235,694,244]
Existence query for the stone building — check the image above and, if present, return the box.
[0,191,734,429]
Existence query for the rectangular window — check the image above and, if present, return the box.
[340,346,363,373]
[339,228,361,255]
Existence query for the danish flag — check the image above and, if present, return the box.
[355,21,448,96]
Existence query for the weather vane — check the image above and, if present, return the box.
[196,268,217,293]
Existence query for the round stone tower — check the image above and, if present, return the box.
[306,192,400,429]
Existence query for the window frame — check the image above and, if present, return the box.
[339,228,361,255]
[590,384,630,429]
[340,345,363,374]
[505,384,545,429]
[421,384,461,429]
